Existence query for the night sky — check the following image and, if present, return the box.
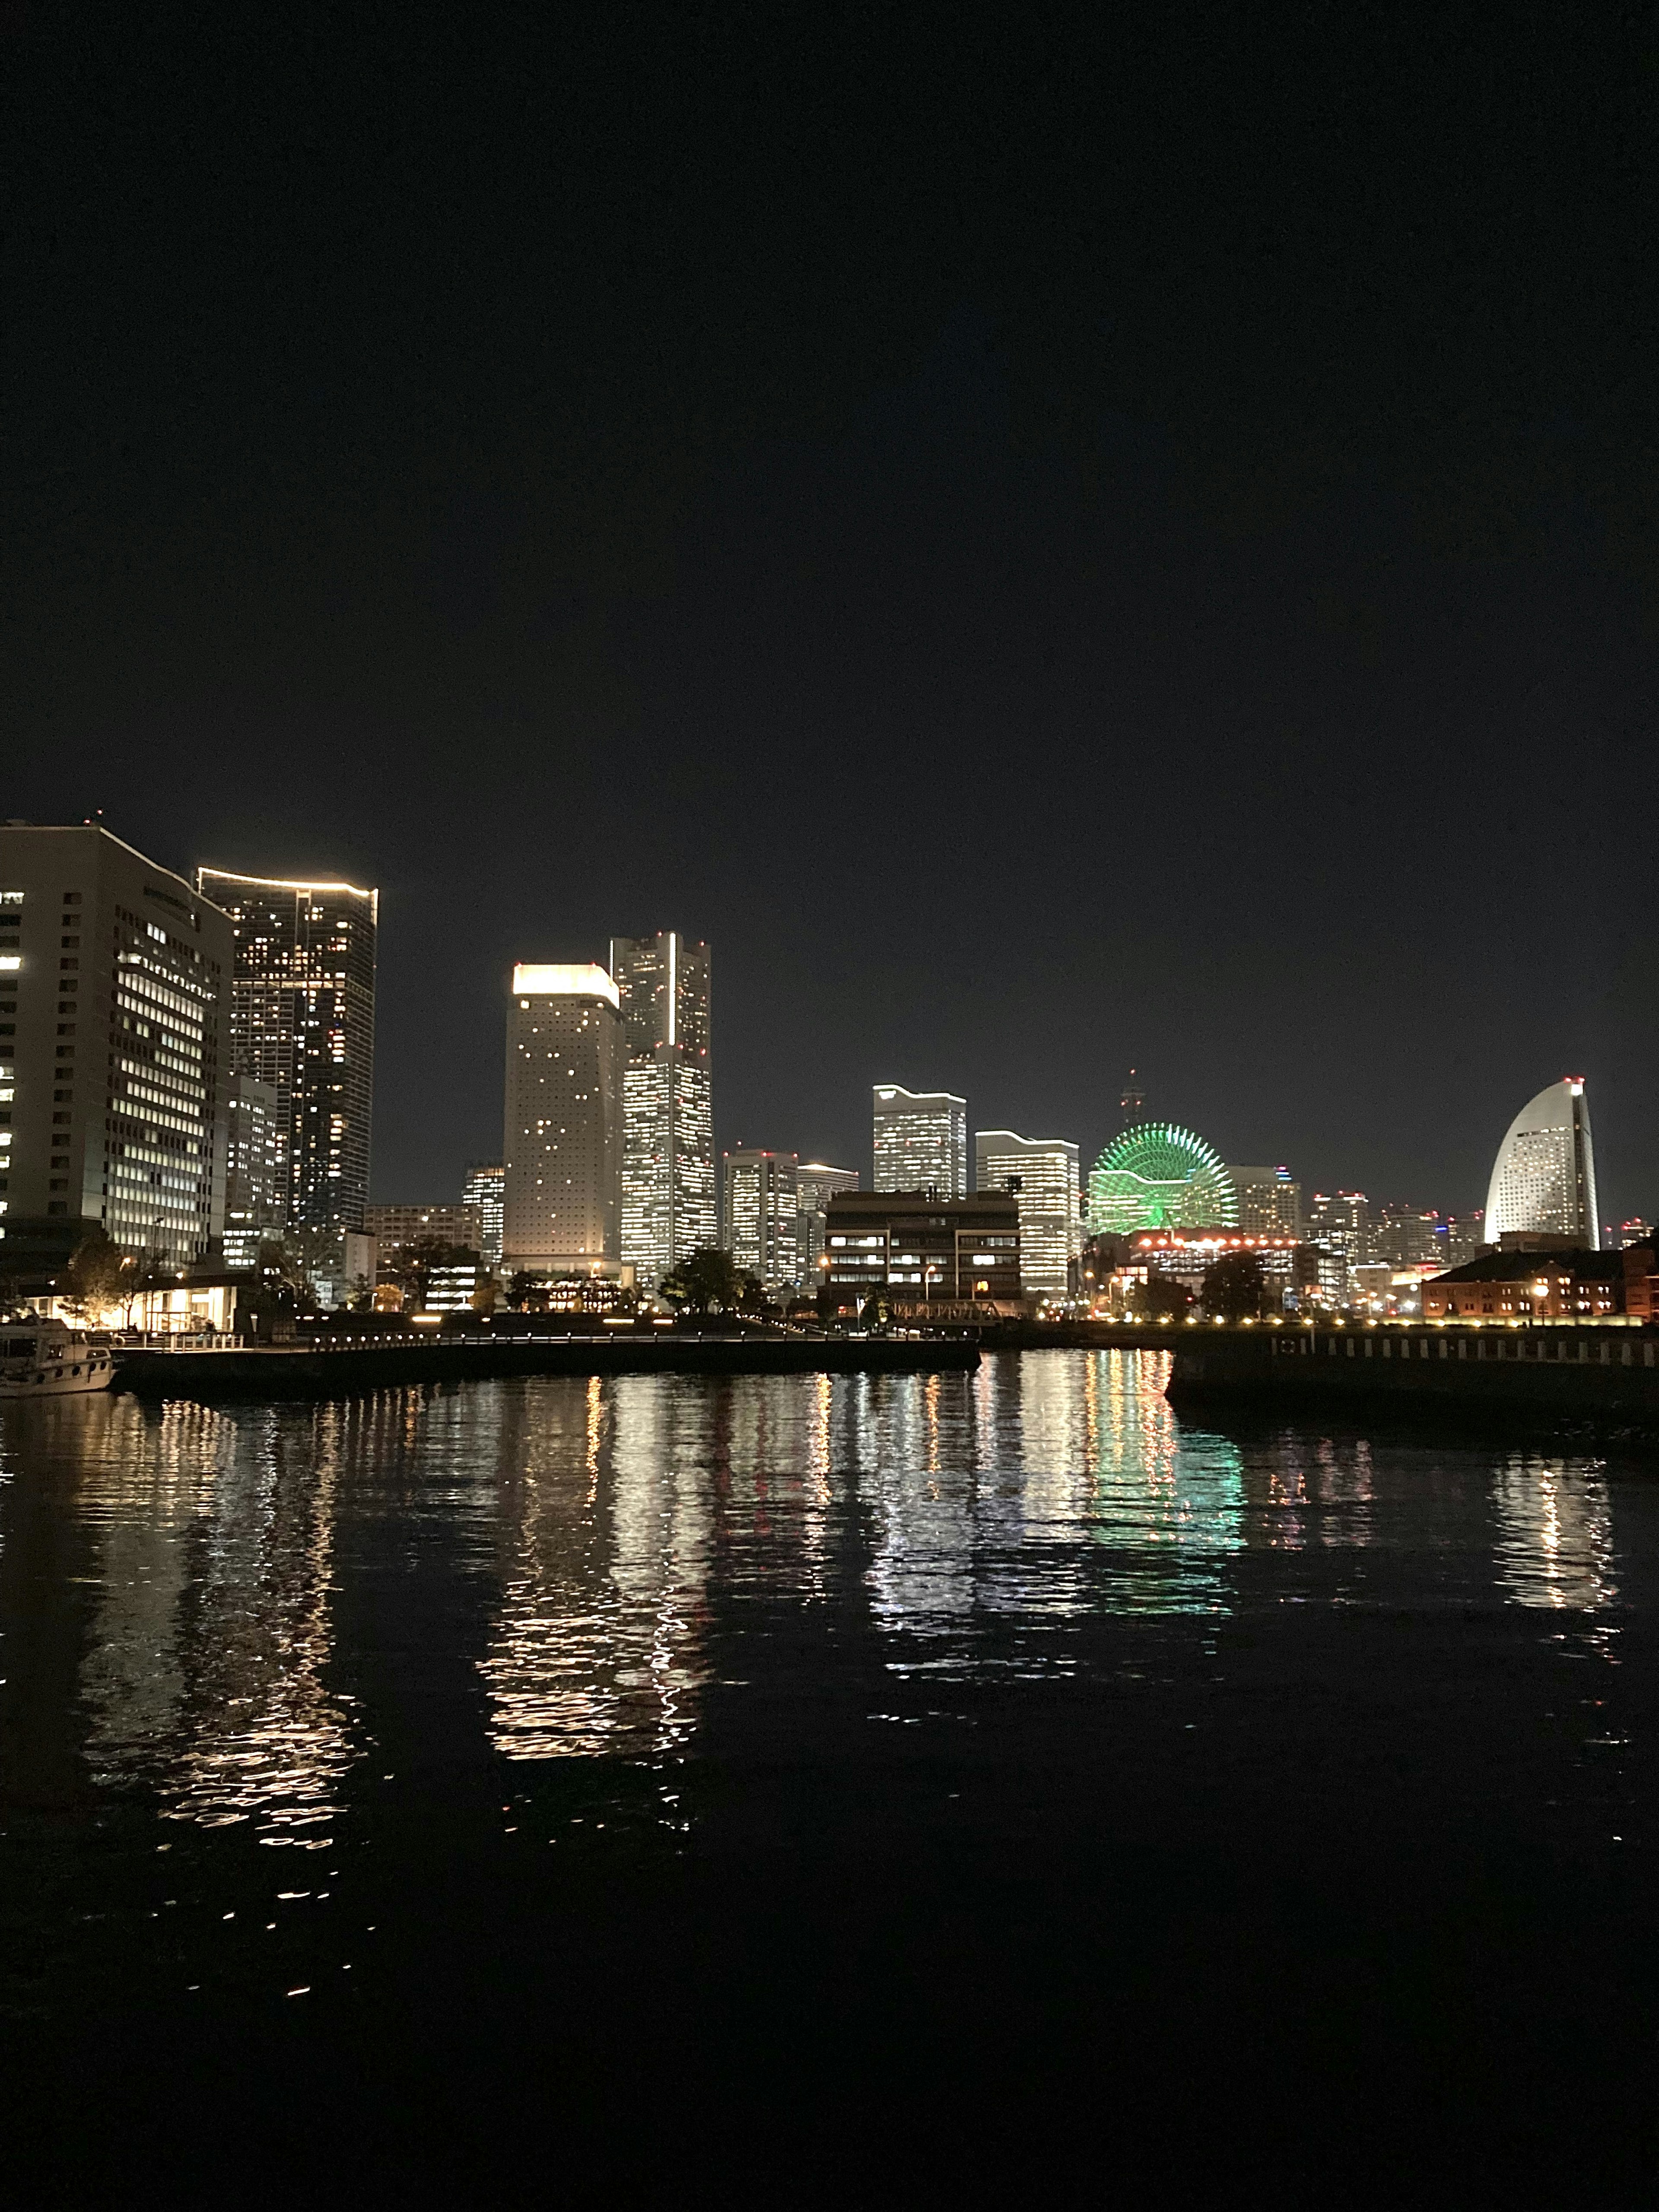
[6,6,1656,1219]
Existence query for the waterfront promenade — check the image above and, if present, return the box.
[111,1328,981,1399]
[1168,1319,1659,1434]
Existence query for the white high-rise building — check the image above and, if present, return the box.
[0,825,233,1270]
[1485,1077,1599,1248]
[973,1130,1080,1298]
[461,1161,505,1265]
[610,933,715,1293]
[872,1084,967,1198]
[502,964,625,1278]
[721,1148,800,1295]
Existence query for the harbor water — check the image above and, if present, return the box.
[3,1348,1657,2196]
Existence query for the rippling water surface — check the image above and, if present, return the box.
[3,1350,1657,2195]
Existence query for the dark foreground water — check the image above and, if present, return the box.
[3,1349,1657,2201]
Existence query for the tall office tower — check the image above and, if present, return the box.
[194,868,378,1233]
[1228,1164,1303,1238]
[222,1072,284,1267]
[1306,1191,1372,1299]
[1485,1077,1599,1249]
[721,1148,801,1294]
[1372,1202,1440,1270]
[0,825,232,1268]
[1120,1069,1146,1126]
[872,1084,967,1197]
[609,933,715,1290]
[502,965,625,1277]
[461,1161,505,1265]
[973,1130,1081,1298]
[795,1160,860,1291]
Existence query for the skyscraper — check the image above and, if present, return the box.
[502,964,625,1278]
[1485,1077,1599,1248]
[610,933,715,1290]
[460,1160,505,1265]
[973,1130,1081,1297]
[721,1147,800,1294]
[1228,1164,1303,1238]
[194,868,378,1233]
[872,1084,967,1197]
[1,825,232,1268]
[222,1072,284,1267]
[796,1160,860,1290]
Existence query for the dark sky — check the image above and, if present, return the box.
[6,4,1657,1220]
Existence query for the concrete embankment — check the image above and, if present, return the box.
[1167,1322,1659,1439]
[114,1332,981,1401]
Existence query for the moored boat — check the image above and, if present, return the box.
[0,1318,116,1398]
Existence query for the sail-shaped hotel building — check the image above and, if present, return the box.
[1484,1077,1599,1249]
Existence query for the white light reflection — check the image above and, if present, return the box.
[480,1376,712,1759]
[1493,1457,1615,1611]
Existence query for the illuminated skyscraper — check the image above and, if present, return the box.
[1485,1077,1599,1248]
[194,868,378,1233]
[1227,1164,1302,1238]
[721,1147,800,1294]
[872,1084,967,1198]
[973,1130,1080,1297]
[222,1073,284,1267]
[610,933,715,1291]
[502,964,624,1277]
[1,825,232,1268]
[461,1160,505,1265]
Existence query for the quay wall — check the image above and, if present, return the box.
[1168,1323,1659,1433]
[113,1332,982,1402]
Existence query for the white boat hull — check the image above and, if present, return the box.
[0,1352,115,1398]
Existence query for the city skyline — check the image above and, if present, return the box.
[0,825,1646,1244]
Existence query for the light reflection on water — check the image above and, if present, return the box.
[0,1351,1626,1821]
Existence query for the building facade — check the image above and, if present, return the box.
[721,1148,800,1295]
[222,1072,284,1267]
[502,964,625,1278]
[872,1084,967,1198]
[823,1190,1020,1314]
[1129,1229,1317,1311]
[796,1160,860,1291]
[363,1202,484,1252]
[1305,1192,1372,1300]
[610,933,715,1292]
[1423,1248,1623,1321]
[0,825,233,1273]
[973,1129,1080,1298]
[460,1161,505,1265]
[195,868,378,1233]
[1484,1077,1599,1249]
[1228,1165,1303,1238]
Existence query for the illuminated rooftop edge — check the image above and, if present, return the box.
[512,962,620,1007]
[196,866,379,920]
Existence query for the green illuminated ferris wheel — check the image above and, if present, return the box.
[1086,1122,1238,1237]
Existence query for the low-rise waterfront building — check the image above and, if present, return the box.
[1129,1230,1318,1312]
[1422,1248,1625,1322]
[823,1190,1020,1316]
